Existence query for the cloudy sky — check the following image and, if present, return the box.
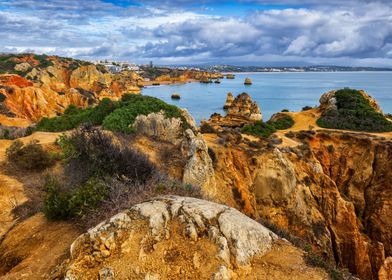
[1,0,392,66]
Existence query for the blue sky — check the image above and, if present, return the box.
[1,0,392,66]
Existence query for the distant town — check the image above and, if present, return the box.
[90,60,392,74]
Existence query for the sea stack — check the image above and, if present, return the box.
[171,93,181,99]
[226,74,235,79]
[223,92,234,109]
[244,77,252,85]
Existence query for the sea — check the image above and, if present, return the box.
[142,72,392,124]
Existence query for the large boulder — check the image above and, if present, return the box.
[63,196,328,280]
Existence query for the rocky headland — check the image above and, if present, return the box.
[0,77,391,280]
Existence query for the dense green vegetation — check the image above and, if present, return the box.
[241,121,277,138]
[317,88,392,132]
[36,94,187,133]
[267,114,294,130]
[241,114,294,137]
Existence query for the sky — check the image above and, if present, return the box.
[0,0,392,66]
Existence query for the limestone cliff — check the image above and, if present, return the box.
[204,129,392,279]
[0,54,142,122]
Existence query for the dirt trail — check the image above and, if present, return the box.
[274,109,392,148]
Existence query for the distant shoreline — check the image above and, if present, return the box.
[222,71,392,74]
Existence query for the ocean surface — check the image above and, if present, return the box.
[142,72,392,124]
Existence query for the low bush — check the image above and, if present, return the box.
[267,115,294,130]
[200,122,216,134]
[36,95,187,134]
[102,95,187,133]
[58,126,157,184]
[36,98,118,132]
[241,121,276,138]
[302,106,313,111]
[43,176,108,220]
[317,88,392,132]
[6,140,56,171]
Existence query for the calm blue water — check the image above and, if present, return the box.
[142,72,392,124]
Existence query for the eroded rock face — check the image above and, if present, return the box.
[133,111,184,145]
[206,130,392,279]
[0,58,142,122]
[182,129,217,196]
[223,92,234,109]
[203,92,262,129]
[64,196,326,280]
[379,257,392,280]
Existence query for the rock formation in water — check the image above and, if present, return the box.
[223,92,234,109]
[202,92,262,129]
[244,77,252,85]
[63,196,328,280]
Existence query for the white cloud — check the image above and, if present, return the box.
[1,0,392,66]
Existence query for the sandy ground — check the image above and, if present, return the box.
[273,108,392,148]
[0,131,79,279]
[0,115,31,128]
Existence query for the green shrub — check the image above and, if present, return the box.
[241,121,276,138]
[59,126,157,183]
[6,140,55,171]
[268,115,294,130]
[43,176,107,220]
[102,95,187,133]
[317,88,392,132]
[302,106,313,111]
[36,95,187,134]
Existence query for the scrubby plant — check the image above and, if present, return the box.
[36,94,188,134]
[302,106,313,111]
[36,98,118,132]
[317,88,392,132]
[241,121,276,138]
[59,126,157,183]
[43,176,108,220]
[200,122,216,134]
[267,115,294,130]
[6,140,56,171]
[102,94,187,133]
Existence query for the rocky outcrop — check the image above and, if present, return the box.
[379,257,392,280]
[153,70,223,84]
[319,89,383,113]
[133,111,184,145]
[223,92,234,109]
[132,110,214,193]
[244,78,252,85]
[205,129,392,279]
[203,92,262,129]
[182,129,217,196]
[63,196,327,280]
[0,56,143,122]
